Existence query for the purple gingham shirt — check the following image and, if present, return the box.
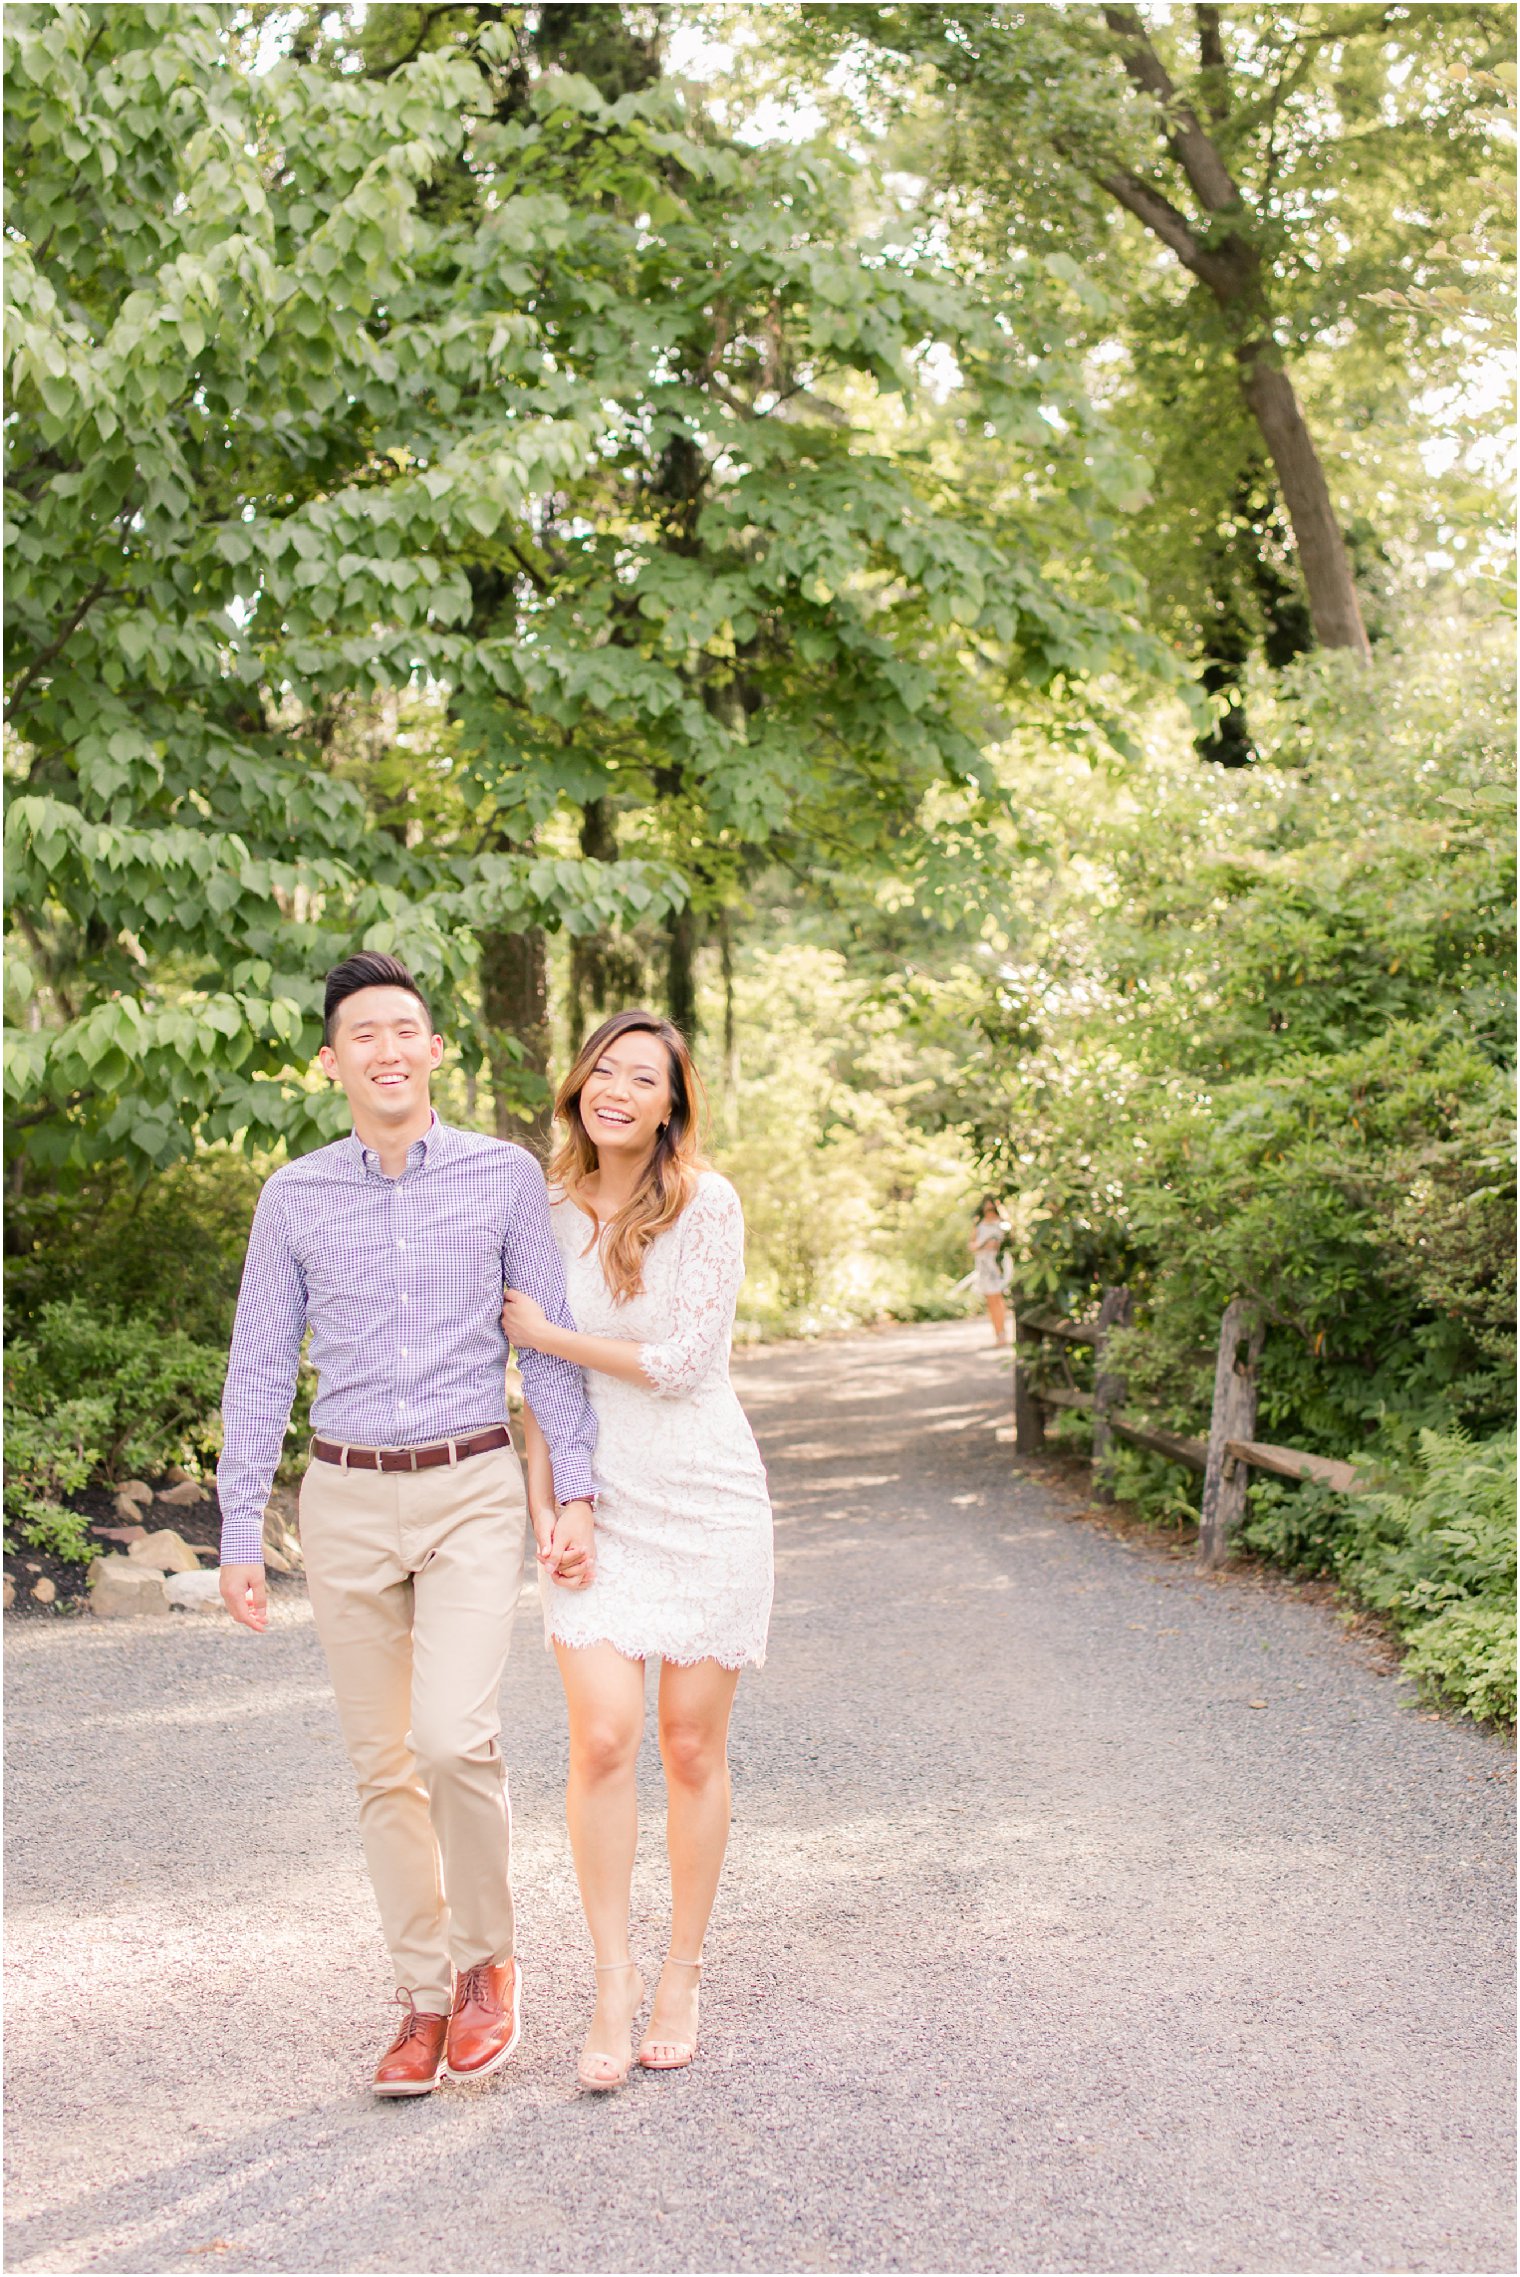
[216,1116,597,1565]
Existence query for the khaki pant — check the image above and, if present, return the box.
[298,1446,528,2012]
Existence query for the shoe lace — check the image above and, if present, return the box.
[456,1964,493,2009]
[390,1991,432,2046]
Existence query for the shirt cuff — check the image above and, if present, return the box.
[218,1513,266,1566]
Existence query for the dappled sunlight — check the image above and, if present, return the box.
[4,2,1512,2265]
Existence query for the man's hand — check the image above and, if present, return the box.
[530,1500,558,1564]
[545,1498,595,1591]
[220,1563,268,1632]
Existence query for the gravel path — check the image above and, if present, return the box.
[5,1318,1514,2275]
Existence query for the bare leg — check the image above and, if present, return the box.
[554,1640,647,2072]
[985,1290,1008,1344]
[643,1656,741,2056]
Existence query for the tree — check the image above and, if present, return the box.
[248,4,1175,1037]
[958,641,1515,1452]
[3,4,687,1177]
[6,2,1162,1177]
[781,3,1513,704]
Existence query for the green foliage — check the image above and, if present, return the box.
[4,1150,322,1519]
[1239,1476,1344,1577]
[969,643,1515,1459]
[5,1151,264,1343]
[1247,1432,1517,1725]
[699,939,979,1335]
[1104,1441,1201,1533]
[5,1298,227,1496]
[5,2,1156,1182]
[3,1394,109,1564]
[1400,1603,1516,1729]
[774,4,1514,693]
[1338,1429,1515,1631]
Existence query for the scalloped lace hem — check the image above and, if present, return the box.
[543,1622,766,1672]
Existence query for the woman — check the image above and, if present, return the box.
[969,1193,1011,1346]
[502,1009,773,2091]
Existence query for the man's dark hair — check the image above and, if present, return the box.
[323,952,433,1046]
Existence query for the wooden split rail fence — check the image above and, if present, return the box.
[1011,1291,1364,1567]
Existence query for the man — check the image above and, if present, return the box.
[218,950,597,2098]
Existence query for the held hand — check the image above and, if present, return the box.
[220,1563,268,1633]
[534,1493,587,1584]
[546,1499,596,1591]
[530,1501,558,1565]
[501,1288,553,1354]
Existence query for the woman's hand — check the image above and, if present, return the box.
[502,1288,554,1354]
[540,1499,595,1590]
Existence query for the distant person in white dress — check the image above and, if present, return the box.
[970,1193,1011,1346]
[501,1010,773,2093]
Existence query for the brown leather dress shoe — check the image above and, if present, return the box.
[445,1959,522,2082]
[373,1993,450,2098]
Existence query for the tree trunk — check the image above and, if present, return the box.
[568,798,617,1048]
[665,903,699,1037]
[718,907,739,1136]
[478,926,553,1156]
[1236,348,1371,661]
[1092,9,1371,665]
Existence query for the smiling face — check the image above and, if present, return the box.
[578,1028,673,1162]
[318,984,443,1128]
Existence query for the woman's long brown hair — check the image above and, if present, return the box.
[548,1009,709,1302]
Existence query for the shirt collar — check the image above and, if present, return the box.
[347,1110,446,1179]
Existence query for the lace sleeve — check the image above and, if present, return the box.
[640,1177,745,1399]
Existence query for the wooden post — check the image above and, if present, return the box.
[1090,1285,1132,1504]
[1012,1308,1046,1455]
[1198,1299,1265,1568]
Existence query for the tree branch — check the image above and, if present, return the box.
[4,576,113,722]
[1090,165,1241,296]
[1194,5,1229,118]
[1102,4,1243,212]
[364,4,449,79]
[507,539,551,595]
[12,906,79,1023]
[7,1092,95,1131]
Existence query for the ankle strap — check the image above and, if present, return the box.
[666,1955,703,1969]
[594,1958,638,1972]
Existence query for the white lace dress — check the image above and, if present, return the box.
[971,1215,1010,1295]
[540,1170,773,1670]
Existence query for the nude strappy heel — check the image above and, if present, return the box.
[636,1956,702,2071]
[576,1960,644,2092]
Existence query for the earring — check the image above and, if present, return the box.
[658,1121,668,1136]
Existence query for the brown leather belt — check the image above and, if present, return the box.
[310,1426,512,1473]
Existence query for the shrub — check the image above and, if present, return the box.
[1104,1440,1202,1531]
[1241,1476,1346,1575]
[3,1395,113,1565]
[4,1301,229,1563]
[5,1152,262,1343]
[971,644,1516,1457]
[1400,1605,1517,1728]
[1245,1430,1517,1723]
[1338,1429,1514,1608]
